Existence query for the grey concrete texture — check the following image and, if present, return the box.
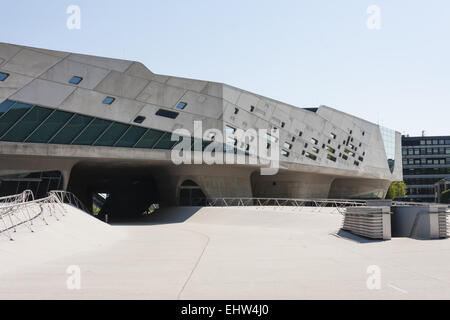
[0,42,403,200]
[2,205,450,300]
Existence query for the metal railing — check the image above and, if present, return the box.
[189,197,367,213]
[0,191,66,241]
[48,190,90,213]
[0,190,34,207]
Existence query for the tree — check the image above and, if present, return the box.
[386,181,407,200]
[441,190,450,204]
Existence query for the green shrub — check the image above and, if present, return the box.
[386,181,407,200]
[441,190,450,204]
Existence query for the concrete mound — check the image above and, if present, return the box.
[0,204,124,276]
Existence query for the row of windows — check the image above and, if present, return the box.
[419,139,450,145]
[403,138,450,146]
[404,168,450,175]
[403,147,450,156]
[403,158,450,165]
[404,178,442,185]
[407,188,435,195]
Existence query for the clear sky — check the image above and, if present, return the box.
[1,0,449,136]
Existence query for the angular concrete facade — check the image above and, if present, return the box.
[0,43,402,211]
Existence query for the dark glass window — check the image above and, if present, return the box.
[50,114,93,144]
[26,110,73,143]
[0,72,9,81]
[134,129,164,149]
[0,100,16,118]
[156,109,179,119]
[0,102,34,137]
[176,102,187,110]
[72,118,111,145]
[69,76,83,85]
[94,122,129,146]
[103,97,115,105]
[2,107,53,142]
[134,116,146,124]
[153,132,181,149]
[115,126,147,148]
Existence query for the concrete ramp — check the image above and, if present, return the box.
[0,204,123,276]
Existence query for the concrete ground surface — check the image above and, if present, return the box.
[1,205,450,300]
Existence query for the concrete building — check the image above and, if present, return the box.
[401,135,450,202]
[0,42,402,217]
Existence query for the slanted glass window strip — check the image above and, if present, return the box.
[26,110,73,143]
[115,126,147,148]
[134,129,164,149]
[72,118,111,145]
[2,106,53,142]
[94,122,129,147]
[0,102,34,137]
[50,114,93,144]
[153,132,181,150]
[0,100,16,118]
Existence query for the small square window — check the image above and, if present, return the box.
[0,72,10,81]
[103,96,115,105]
[176,102,187,110]
[283,142,293,150]
[281,150,290,157]
[69,76,83,85]
[134,116,146,124]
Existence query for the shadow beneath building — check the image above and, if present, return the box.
[110,206,203,226]
[331,229,384,244]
